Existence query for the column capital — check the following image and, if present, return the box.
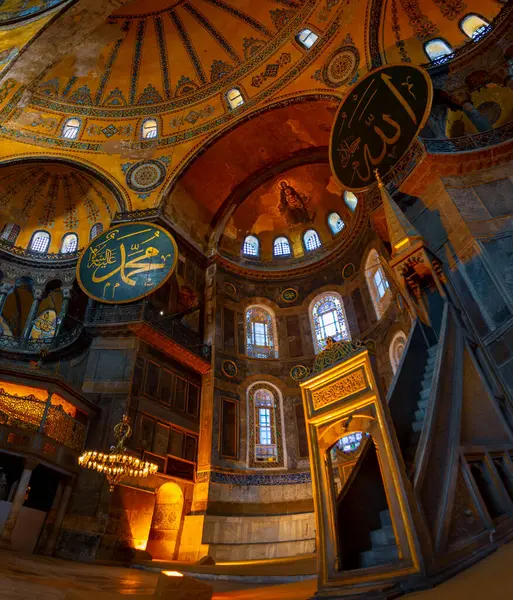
[33,288,44,300]
[62,287,73,299]
[23,457,40,471]
[0,282,14,294]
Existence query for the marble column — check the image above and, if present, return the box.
[0,457,39,544]
[0,282,13,318]
[41,478,73,556]
[22,288,44,339]
[55,287,72,337]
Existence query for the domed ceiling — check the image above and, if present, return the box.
[0,162,120,252]
[32,0,310,110]
[0,0,69,24]
[220,162,357,261]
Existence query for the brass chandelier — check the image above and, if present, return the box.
[78,414,158,491]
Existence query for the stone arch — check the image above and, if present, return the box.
[146,481,184,560]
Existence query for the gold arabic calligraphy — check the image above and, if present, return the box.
[86,228,172,299]
[336,72,420,186]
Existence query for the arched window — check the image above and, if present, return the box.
[297,28,318,49]
[365,249,392,319]
[245,305,278,358]
[242,235,259,257]
[226,87,244,109]
[247,382,285,467]
[460,14,490,39]
[0,223,20,245]
[424,38,453,62]
[62,118,81,140]
[31,309,57,340]
[29,231,50,253]
[328,212,345,235]
[61,232,78,253]
[90,222,103,240]
[389,331,407,374]
[141,118,158,139]
[310,292,350,354]
[344,191,358,212]
[303,229,322,252]
[273,236,291,257]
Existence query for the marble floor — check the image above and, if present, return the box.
[2,542,513,599]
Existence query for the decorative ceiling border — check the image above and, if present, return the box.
[28,0,318,117]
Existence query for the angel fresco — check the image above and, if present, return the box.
[278,180,313,226]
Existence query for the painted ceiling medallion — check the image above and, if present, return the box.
[322,45,360,88]
[125,160,166,193]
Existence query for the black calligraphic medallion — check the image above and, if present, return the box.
[77,222,178,304]
[329,64,433,192]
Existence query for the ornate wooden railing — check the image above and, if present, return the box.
[85,302,211,361]
[0,388,86,452]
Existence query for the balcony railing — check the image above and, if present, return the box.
[0,326,83,354]
[85,302,211,362]
[0,388,87,453]
[422,119,513,154]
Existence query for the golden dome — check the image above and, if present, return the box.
[0,161,122,252]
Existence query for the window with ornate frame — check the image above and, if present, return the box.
[242,235,259,258]
[309,292,350,354]
[344,191,358,212]
[424,38,453,62]
[245,305,278,358]
[141,118,158,139]
[0,223,20,245]
[365,249,392,319]
[247,382,285,468]
[296,28,318,49]
[328,212,345,235]
[273,236,292,257]
[90,222,103,240]
[226,87,244,109]
[29,230,50,253]
[61,232,78,253]
[389,330,407,374]
[460,14,490,39]
[62,118,81,139]
[303,229,322,252]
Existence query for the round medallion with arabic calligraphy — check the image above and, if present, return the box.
[329,64,433,193]
[323,46,359,88]
[76,222,177,304]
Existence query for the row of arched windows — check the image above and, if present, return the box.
[244,250,392,358]
[424,14,490,61]
[0,222,103,253]
[242,194,358,260]
[59,28,320,141]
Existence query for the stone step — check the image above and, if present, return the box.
[379,510,392,528]
[428,345,438,356]
[414,408,426,422]
[359,545,399,569]
[412,420,423,433]
[417,398,428,410]
[423,364,435,378]
[420,387,431,400]
[370,525,396,548]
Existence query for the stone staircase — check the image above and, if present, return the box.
[404,344,438,473]
[359,510,398,568]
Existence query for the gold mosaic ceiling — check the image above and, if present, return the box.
[33,0,310,110]
[0,162,120,252]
